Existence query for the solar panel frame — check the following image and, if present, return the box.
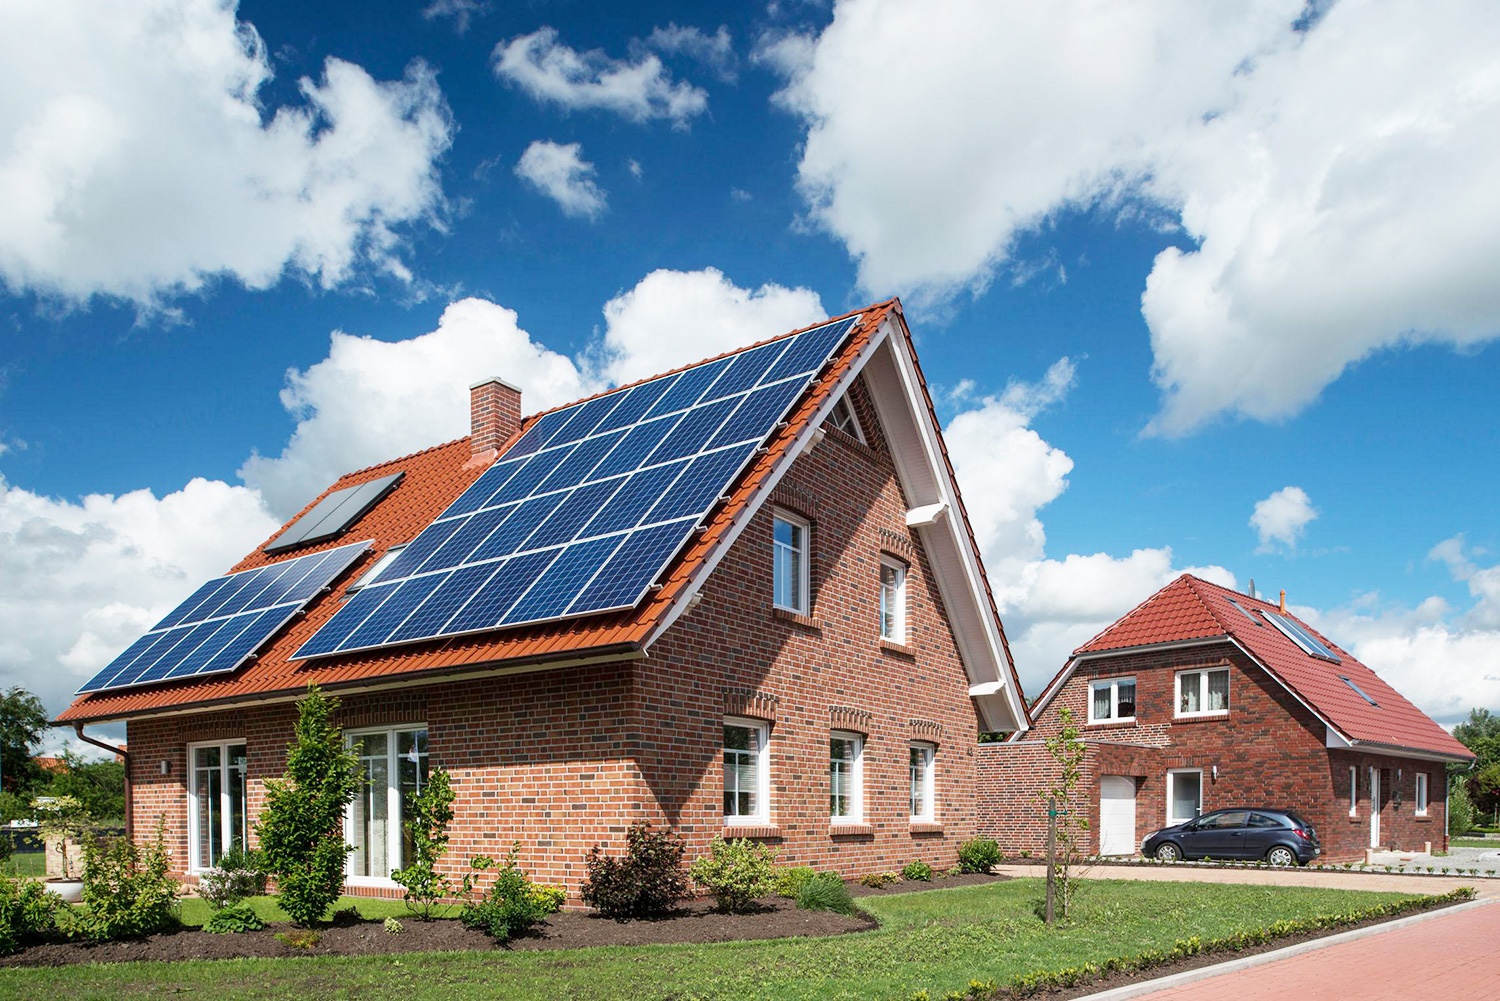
[76,540,371,694]
[294,314,862,660]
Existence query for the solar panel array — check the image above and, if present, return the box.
[265,473,404,553]
[294,315,860,660]
[77,541,370,693]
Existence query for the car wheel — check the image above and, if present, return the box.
[1266,846,1297,867]
[1154,843,1182,862]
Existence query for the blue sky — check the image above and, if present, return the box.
[3,0,1498,743]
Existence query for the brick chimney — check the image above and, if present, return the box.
[469,376,521,464]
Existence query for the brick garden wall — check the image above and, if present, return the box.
[125,379,986,896]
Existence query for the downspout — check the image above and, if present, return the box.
[72,725,132,841]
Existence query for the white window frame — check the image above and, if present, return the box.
[879,557,908,643]
[343,724,428,887]
[772,511,811,614]
[1349,765,1359,817]
[1174,668,1230,719]
[1166,768,1204,825]
[187,739,248,874]
[829,731,865,824]
[1087,677,1137,725]
[826,395,865,442]
[909,742,936,823]
[723,717,771,827]
[1415,772,1429,816]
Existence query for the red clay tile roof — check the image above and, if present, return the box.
[1051,575,1472,761]
[57,303,900,724]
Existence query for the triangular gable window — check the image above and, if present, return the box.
[825,395,865,442]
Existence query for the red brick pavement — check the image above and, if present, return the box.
[1128,901,1500,1000]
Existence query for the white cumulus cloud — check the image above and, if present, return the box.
[514,140,608,219]
[773,0,1500,434]
[642,24,737,81]
[422,0,487,34]
[0,0,453,311]
[1251,486,1318,553]
[493,26,708,125]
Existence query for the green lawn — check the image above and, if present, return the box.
[175,894,412,928]
[1,854,44,878]
[0,879,1426,1001]
[1450,837,1498,849]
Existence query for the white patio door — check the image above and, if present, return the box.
[1099,776,1137,855]
[1369,767,1381,848]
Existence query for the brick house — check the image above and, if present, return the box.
[977,574,1473,862]
[54,301,1029,897]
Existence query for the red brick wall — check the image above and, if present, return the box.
[980,645,1448,861]
[125,378,984,895]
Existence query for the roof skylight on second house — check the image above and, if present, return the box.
[1261,610,1341,663]
[1340,675,1380,707]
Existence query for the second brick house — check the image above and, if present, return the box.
[977,574,1473,862]
[55,300,1029,895]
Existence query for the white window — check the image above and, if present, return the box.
[879,558,907,643]
[1088,677,1137,724]
[1415,773,1429,816]
[1166,768,1203,825]
[1176,668,1230,718]
[723,718,770,825]
[829,732,864,823]
[345,726,428,882]
[909,743,936,822]
[188,741,247,871]
[1349,765,1358,817]
[349,545,406,592]
[825,395,865,441]
[772,512,810,613]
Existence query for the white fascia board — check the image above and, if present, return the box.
[1342,740,1476,765]
[863,328,1027,733]
[641,319,894,648]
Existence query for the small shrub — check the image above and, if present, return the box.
[1018,849,1032,860]
[391,769,455,920]
[275,928,321,949]
[198,849,268,910]
[203,903,265,934]
[795,872,855,915]
[775,865,818,899]
[529,883,567,913]
[945,865,964,878]
[956,837,1002,874]
[384,916,404,935]
[859,871,901,888]
[689,836,779,913]
[76,821,178,941]
[902,861,934,882]
[582,823,688,921]
[460,845,560,942]
[329,905,363,927]
[0,870,59,954]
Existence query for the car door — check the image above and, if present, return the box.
[1193,810,1251,858]
[1245,812,1285,857]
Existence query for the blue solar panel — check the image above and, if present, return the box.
[294,314,861,659]
[77,541,370,693]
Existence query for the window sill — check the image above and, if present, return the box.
[830,823,874,837]
[1172,712,1230,723]
[724,823,782,839]
[1086,719,1137,729]
[909,822,944,835]
[1415,815,1433,823]
[772,607,821,629]
[879,639,915,657]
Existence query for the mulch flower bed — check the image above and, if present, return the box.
[4,873,1015,967]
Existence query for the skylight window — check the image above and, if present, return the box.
[1228,599,1262,625]
[1340,675,1379,707]
[1261,611,1341,663]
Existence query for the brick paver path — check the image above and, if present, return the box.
[1128,901,1500,1000]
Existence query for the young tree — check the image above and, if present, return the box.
[1453,708,1500,824]
[1040,706,1089,921]
[391,768,455,919]
[0,688,48,795]
[254,685,361,927]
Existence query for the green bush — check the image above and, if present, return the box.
[255,685,362,927]
[329,905,363,926]
[859,871,901,888]
[76,821,178,941]
[203,902,265,934]
[902,861,934,882]
[459,846,560,942]
[689,836,779,913]
[1449,779,1476,835]
[956,837,1002,874]
[795,872,855,915]
[582,823,689,920]
[384,916,404,935]
[775,865,818,898]
[0,869,58,954]
[198,845,268,909]
[391,769,455,920]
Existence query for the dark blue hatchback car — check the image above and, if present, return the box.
[1141,808,1321,866]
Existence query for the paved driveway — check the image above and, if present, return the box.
[1367,844,1500,875]
[993,862,1499,898]
[1114,900,1499,1001]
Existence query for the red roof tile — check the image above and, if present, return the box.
[57,303,898,724]
[1055,575,1471,761]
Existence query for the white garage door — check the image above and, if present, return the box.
[1099,776,1137,856]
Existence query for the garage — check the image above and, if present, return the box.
[1099,775,1138,855]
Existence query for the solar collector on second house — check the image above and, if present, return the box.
[56,301,1031,897]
